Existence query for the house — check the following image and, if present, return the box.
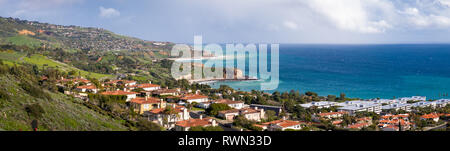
[129,83,161,91]
[378,114,413,131]
[174,116,217,131]
[76,85,98,93]
[356,117,372,124]
[346,122,370,129]
[130,96,166,114]
[100,90,138,102]
[381,103,412,112]
[250,104,283,115]
[313,111,348,120]
[252,124,268,131]
[180,94,209,104]
[152,89,180,96]
[214,99,245,109]
[218,107,265,122]
[198,99,245,109]
[145,104,190,129]
[262,119,304,131]
[421,113,442,122]
[105,80,137,87]
[57,77,91,85]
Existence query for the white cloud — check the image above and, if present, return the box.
[438,0,450,7]
[303,0,393,33]
[99,6,120,18]
[283,21,299,30]
[400,7,450,28]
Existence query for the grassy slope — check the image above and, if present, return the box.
[0,51,113,79]
[0,74,128,131]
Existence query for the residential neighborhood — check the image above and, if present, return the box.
[54,76,449,131]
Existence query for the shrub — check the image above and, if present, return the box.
[136,119,163,131]
[25,103,45,118]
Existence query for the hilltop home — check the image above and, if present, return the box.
[152,89,180,96]
[100,90,138,102]
[175,116,217,131]
[145,104,191,129]
[313,111,348,121]
[378,114,413,131]
[76,85,98,94]
[262,119,304,131]
[218,107,265,122]
[250,104,283,116]
[129,83,161,91]
[180,94,209,104]
[130,96,166,114]
[105,80,137,87]
[198,99,246,109]
[421,113,443,123]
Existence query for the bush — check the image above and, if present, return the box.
[0,89,10,100]
[25,103,45,118]
[136,119,163,131]
[206,103,231,116]
[20,80,51,100]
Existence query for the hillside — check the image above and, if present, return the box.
[0,17,174,53]
[0,64,128,131]
[0,17,177,85]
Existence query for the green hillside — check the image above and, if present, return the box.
[0,51,113,79]
[0,66,127,131]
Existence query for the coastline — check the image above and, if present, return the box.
[191,76,259,84]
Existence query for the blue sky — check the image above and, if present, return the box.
[1,0,450,44]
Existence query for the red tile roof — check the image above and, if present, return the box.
[149,104,186,114]
[176,118,213,128]
[181,94,208,100]
[347,122,370,129]
[318,111,347,117]
[421,113,443,119]
[262,120,303,128]
[130,97,162,104]
[77,85,97,89]
[213,99,244,105]
[101,90,138,95]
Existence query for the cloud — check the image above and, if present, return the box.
[283,21,299,30]
[99,6,120,18]
[303,0,393,33]
[400,7,450,28]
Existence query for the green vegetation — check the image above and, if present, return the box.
[206,103,232,117]
[0,61,127,131]
[189,126,224,131]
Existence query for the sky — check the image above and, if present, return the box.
[1,0,450,44]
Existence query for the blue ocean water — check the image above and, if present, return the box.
[207,44,450,100]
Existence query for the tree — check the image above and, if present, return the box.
[327,95,336,101]
[265,110,277,122]
[206,103,231,116]
[339,93,346,101]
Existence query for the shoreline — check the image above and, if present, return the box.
[191,77,259,84]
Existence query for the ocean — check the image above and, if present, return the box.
[204,44,450,100]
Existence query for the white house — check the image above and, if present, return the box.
[181,94,209,104]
